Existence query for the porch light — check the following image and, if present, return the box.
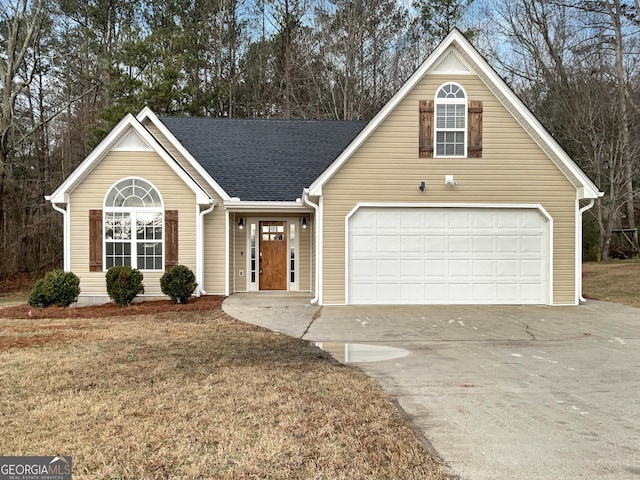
[238,217,244,230]
[301,217,307,229]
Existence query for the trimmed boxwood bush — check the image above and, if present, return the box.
[106,266,144,307]
[28,270,81,308]
[160,265,197,304]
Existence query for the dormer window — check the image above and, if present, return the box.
[419,85,483,159]
[435,83,467,157]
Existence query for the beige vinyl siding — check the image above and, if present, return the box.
[322,72,577,305]
[202,208,227,295]
[143,121,227,295]
[69,151,198,298]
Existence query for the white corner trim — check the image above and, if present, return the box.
[137,107,231,202]
[344,202,554,306]
[308,29,601,200]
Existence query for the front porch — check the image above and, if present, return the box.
[229,212,315,295]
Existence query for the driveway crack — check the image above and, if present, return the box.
[301,306,322,339]
[523,323,536,340]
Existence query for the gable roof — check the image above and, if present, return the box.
[158,116,367,202]
[308,29,602,200]
[47,113,212,205]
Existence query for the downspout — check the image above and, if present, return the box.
[303,189,320,305]
[197,200,215,296]
[48,199,70,272]
[578,199,595,303]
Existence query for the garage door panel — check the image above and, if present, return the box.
[473,283,495,301]
[520,259,545,277]
[497,259,519,277]
[473,236,495,253]
[401,259,423,277]
[425,236,446,253]
[450,211,471,229]
[401,283,424,302]
[376,212,399,229]
[449,236,470,253]
[474,211,495,229]
[351,235,374,254]
[472,259,494,276]
[497,235,519,253]
[425,212,446,228]
[522,235,543,253]
[376,259,399,277]
[377,235,399,253]
[349,207,549,304]
[425,259,446,276]
[401,235,422,253]
[449,259,471,276]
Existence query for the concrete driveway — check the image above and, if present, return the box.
[223,296,640,480]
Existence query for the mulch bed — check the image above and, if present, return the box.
[0,295,224,319]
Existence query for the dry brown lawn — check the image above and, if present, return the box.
[582,260,640,307]
[0,297,449,480]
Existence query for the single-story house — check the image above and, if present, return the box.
[46,29,602,306]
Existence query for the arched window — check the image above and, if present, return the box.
[104,178,164,270]
[435,83,467,157]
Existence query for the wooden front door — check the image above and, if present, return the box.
[259,221,287,290]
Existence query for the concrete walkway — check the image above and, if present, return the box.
[222,294,640,480]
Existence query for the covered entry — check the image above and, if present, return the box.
[347,206,550,305]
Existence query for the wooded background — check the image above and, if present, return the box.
[1,0,638,278]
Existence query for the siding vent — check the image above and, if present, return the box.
[431,49,471,75]
[113,130,152,151]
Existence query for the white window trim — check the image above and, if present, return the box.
[434,82,468,158]
[103,177,165,272]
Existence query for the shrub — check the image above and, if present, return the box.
[160,265,197,304]
[28,279,49,308]
[106,266,144,307]
[28,270,81,308]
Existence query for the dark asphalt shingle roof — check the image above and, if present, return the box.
[158,117,368,201]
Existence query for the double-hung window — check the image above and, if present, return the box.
[435,83,467,157]
[104,178,164,270]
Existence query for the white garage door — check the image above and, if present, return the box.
[348,207,549,305]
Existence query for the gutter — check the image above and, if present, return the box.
[197,200,215,295]
[302,189,320,305]
[47,197,70,272]
[578,199,596,303]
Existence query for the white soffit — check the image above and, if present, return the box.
[428,47,472,75]
[112,129,152,151]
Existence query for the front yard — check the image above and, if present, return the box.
[0,298,448,480]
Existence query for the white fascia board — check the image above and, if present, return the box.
[137,107,232,202]
[308,30,468,196]
[224,200,312,212]
[48,113,213,206]
[452,36,602,200]
[48,113,137,203]
[309,29,602,201]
